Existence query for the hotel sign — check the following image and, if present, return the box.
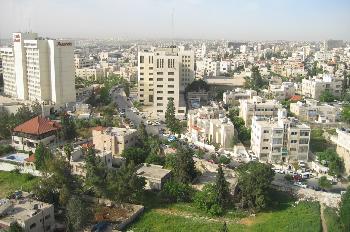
[13,34,21,43]
[57,41,72,46]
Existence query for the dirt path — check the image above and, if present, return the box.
[320,203,328,232]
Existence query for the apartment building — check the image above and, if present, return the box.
[290,99,342,123]
[75,67,104,81]
[301,75,342,100]
[334,128,350,175]
[138,46,194,118]
[223,88,257,106]
[0,32,76,106]
[0,194,54,232]
[239,96,283,126]
[251,110,311,163]
[92,126,138,158]
[74,54,93,68]
[188,106,235,148]
[269,82,295,101]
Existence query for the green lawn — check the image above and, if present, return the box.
[0,170,39,198]
[129,191,321,232]
[324,207,343,232]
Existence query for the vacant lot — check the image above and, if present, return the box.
[0,170,39,198]
[129,191,321,232]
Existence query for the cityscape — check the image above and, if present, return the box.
[0,0,350,232]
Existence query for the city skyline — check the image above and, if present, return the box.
[1,0,350,41]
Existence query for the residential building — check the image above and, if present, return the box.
[137,46,194,119]
[75,67,104,81]
[251,109,311,163]
[239,96,283,126]
[223,88,257,106]
[188,106,235,148]
[92,126,138,158]
[269,82,295,101]
[301,75,342,100]
[0,193,54,232]
[136,163,171,190]
[11,116,62,152]
[74,54,93,68]
[0,32,76,106]
[335,128,350,175]
[290,99,342,123]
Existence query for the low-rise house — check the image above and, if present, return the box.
[239,96,283,126]
[12,116,62,152]
[251,109,311,163]
[334,128,350,175]
[92,127,138,159]
[0,193,54,232]
[223,88,257,106]
[290,99,342,123]
[136,163,171,190]
[188,106,235,148]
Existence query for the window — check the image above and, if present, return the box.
[178,110,185,113]
[262,147,269,150]
[157,97,163,100]
[300,131,310,137]
[274,130,283,134]
[157,91,163,93]
[263,130,269,134]
[149,78,153,81]
[168,72,175,75]
[157,110,163,112]
[140,56,144,63]
[168,91,174,94]
[149,73,153,75]
[139,89,144,91]
[157,72,163,75]
[168,85,174,88]
[272,147,281,152]
[157,78,163,81]
[139,84,144,86]
[157,103,163,106]
[299,138,309,144]
[168,78,174,81]
[140,67,144,69]
[263,139,269,142]
[291,131,297,135]
[149,67,153,70]
[273,138,282,144]
[290,140,297,144]
[299,146,308,153]
[290,148,296,151]
[157,85,163,88]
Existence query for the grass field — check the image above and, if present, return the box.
[0,170,39,198]
[324,207,343,232]
[129,191,322,232]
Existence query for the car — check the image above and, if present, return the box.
[294,181,307,188]
[146,120,152,125]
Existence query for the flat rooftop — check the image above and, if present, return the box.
[136,164,171,180]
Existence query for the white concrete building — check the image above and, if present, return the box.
[188,106,235,148]
[0,194,54,232]
[75,67,104,81]
[290,99,342,123]
[251,110,311,163]
[138,46,194,119]
[223,88,257,106]
[335,128,350,175]
[239,96,283,126]
[269,82,296,101]
[74,54,93,68]
[136,163,171,190]
[0,32,76,106]
[301,75,342,100]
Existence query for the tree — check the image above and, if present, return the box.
[160,180,194,203]
[215,165,231,208]
[173,145,197,184]
[340,187,350,231]
[106,162,145,203]
[31,100,42,117]
[236,162,275,212]
[245,66,266,91]
[64,143,73,161]
[34,142,52,170]
[317,149,344,176]
[66,196,89,232]
[194,183,223,216]
[85,148,108,197]
[122,147,148,165]
[61,113,77,140]
[319,90,336,102]
[318,176,332,190]
[99,87,111,105]
[341,105,350,124]
[6,222,24,232]
[165,98,181,134]
[185,79,209,92]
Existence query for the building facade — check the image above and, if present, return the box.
[0,32,76,106]
[301,75,342,100]
[137,46,194,119]
[335,128,350,175]
[223,88,257,106]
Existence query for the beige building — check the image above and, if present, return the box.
[74,54,93,68]
[301,75,342,100]
[223,88,257,106]
[188,106,235,148]
[0,32,76,106]
[92,126,138,158]
[269,82,296,101]
[137,46,194,119]
[239,96,283,126]
[251,110,311,163]
[335,128,350,175]
[290,99,342,123]
[75,67,105,81]
[136,163,171,190]
[0,194,54,232]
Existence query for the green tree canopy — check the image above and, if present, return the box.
[236,162,275,212]
[66,196,89,232]
[215,165,231,208]
[341,105,350,124]
[340,187,350,231]
[34,142,52,171]
[319,90,337,102]
[317,149,344,176]
[121,147,148,165]
[7,222,24,232]
[165,98,181,134]
[185,79,209,92]
[60,113,77,141]
[173,145,197,184]
[318,176,332,190]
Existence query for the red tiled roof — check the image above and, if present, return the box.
[13,116,61,135]
[25,154,36,163]
[290,95,302,102]
[92,126,105,132]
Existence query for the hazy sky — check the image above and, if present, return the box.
[1,0,350,40]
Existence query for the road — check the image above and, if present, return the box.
[111,87,163,135]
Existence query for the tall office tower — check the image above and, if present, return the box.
[0,32,76,106]
[138,46,195,119]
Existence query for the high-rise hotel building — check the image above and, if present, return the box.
[137,46,195,118]
[0,32,76,106]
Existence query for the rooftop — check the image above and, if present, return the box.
[136,164,171,180]
[13,116,61,135]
